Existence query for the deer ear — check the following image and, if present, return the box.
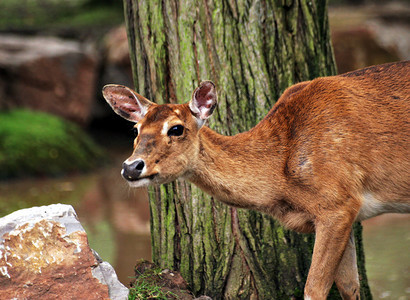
[102,84,155,123]
[189,81,217,126]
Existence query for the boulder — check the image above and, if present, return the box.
[0,204,128,300]
[329,2,409,74]
[104,25,131,67]
[0,35,98,124]
[331,27,400,74]
[101,25,133,88]
[85,25,133,123]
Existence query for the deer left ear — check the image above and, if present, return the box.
[102,84,154,123]
[189,81,217,126]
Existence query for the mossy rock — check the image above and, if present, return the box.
[0,109,104,179]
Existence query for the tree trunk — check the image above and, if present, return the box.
[123,0,371,298]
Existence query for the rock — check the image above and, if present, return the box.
[0,35,98,124]
[0,204,128,300]
[331,27,400,74]
[88,25,133,123]
[329,2,409,74]
[91,250,129,300]
[104,25,131,67]
[101,25,133,88]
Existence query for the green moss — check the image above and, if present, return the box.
[55,6,123,28]
[0,109,104,179]
[128,266,177,300]
[128,260,187,300]
[0,0,123,31]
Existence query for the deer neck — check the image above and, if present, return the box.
[185,125,285,211]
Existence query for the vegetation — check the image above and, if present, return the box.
[0,109,104,179]
[128,261,180,300]
[0,0,123,32]
[128,279,177,300]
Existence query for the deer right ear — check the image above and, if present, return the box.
[189,81,217,127]
[102,84,155,123]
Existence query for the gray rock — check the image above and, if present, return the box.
[92,250,130,300]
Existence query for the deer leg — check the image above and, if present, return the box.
[335,230,360,300]
[304,212,355,300]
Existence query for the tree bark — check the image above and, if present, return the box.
[123,0,371,298]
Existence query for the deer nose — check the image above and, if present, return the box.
[122,159,145,181]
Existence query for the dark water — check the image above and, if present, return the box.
[0,166,409,298]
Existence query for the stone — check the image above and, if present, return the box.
[331,27,400,74]
[0,204,128,300]
[101,25,133,88]
[329,2,409,74]
[104,25,131,67]
[88,25,133,122]
[0,35,98,124]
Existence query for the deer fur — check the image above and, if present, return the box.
[103,61,410,299]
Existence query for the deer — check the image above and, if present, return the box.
[102,61,410,300]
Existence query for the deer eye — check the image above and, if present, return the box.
[133,127,139,137]
[167,125,184,137]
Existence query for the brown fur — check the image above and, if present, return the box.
[103,61,410,299]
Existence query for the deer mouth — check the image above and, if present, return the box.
[125,173,159,188]
[126,173,158,182]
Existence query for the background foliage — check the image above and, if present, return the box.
[0,109,104,179]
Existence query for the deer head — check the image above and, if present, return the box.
[102,81,217,187]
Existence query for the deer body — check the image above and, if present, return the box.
[103,61,410,299]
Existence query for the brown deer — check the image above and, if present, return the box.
[102,61,410,299]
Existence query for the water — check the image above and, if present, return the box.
[362,214,410,299]
[0,165,409,298]
[0,160,152,286]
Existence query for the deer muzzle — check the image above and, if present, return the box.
[122,159,145,181]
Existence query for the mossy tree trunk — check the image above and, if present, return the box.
[123,0,371,298]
